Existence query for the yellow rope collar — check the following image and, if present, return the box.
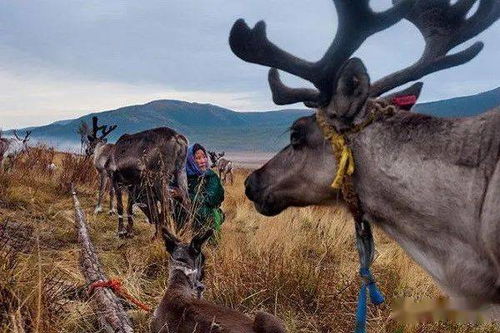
[316,100,397,189]
[316,110,354,189]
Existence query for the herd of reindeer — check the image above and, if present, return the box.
[2,0,500,331]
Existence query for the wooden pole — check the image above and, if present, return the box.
[72,186,134,333]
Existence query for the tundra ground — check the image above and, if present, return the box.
[0,147,497,332]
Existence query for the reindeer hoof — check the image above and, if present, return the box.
[118,230,128,238]
[108,209,116,215]
[94,206,103,215]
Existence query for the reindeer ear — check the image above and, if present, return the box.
[379,82,423,111]
[161,227,179,254]
[330,58,370,119]
[190,229,213,253]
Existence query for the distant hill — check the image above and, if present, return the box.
[5,101,313,152]
[414,87,500,117]
[5,87,499,152]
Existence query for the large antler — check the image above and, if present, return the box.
[229,0,414,107]
[91,116,117,140]
[13,130,21,142]
[370,0,500,96]
[13,130,31,144]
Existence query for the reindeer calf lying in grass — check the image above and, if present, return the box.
[150,228,287,333]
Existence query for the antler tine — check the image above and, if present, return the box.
[229,19,317,83]
[24,131,32,142]
[99,124,117,139]
[317,0,414,83]
[13,130,21,141]
[230,0,414,107]
[371,0,500,97]
[268,68,322,107]
[91,116,100,138]
[457,0,500,45]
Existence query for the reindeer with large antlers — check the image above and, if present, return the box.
[13,130,31,153]
[232,0,500,316]
[1,130,32,169]
[84,116,118,214]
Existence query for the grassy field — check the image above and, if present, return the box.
[0,147,498,332]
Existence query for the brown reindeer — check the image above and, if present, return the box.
[231,0,500,315]
[111,127,190,238]
[208,151,234,185]
[150,228,287,333]
[82,116,118,215]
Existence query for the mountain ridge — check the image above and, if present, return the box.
[5,87,499,152]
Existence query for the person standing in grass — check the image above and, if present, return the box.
[180,143,225,233]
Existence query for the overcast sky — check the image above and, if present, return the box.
[0,0,498,128]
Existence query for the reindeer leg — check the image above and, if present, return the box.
[94,172,106,214]
[176,165,190,207]
[126,188,134,238]
[114,182,127,238]
[155,191,165,240]
[108,179,116,215]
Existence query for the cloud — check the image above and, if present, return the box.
[0,0,498,128]
[0,68,272,129]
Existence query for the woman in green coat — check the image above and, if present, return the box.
[184,143,225,232]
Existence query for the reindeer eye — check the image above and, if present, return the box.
[290,130,304,148]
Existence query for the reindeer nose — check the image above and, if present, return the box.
[245,173,258,202]
[195,282,205,298]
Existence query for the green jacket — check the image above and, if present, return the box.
[188,169,225,231]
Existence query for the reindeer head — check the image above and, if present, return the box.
[207,151,218,168]
[232,0,499,215]
[13,130,32,151]
[208,151,225,168]
[161,228,213,298]
[84,116,117,156]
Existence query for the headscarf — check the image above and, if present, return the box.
[186,143,208,177]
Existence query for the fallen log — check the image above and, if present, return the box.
[72,186,134,333]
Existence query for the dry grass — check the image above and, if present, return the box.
[0,147,498,332]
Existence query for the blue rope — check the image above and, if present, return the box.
[354,268,384,333]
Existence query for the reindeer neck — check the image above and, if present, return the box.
[167,262,198,296]
[345,109,500,289]
[93,141,108,160]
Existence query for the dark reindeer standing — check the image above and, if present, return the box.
[208,151,234,185]
[231,0,500,315]
[83,116,118,215]
[150,228,287,333]
[111,127,190,238]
